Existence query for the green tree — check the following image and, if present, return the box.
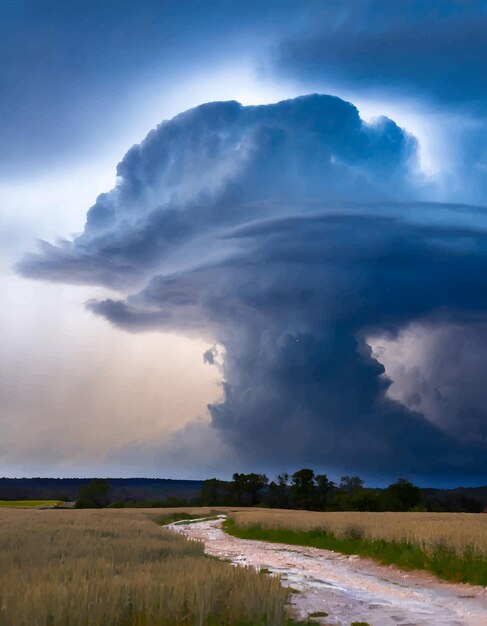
[75,479,110,508]
[386,478,422,511]
[350,489,384,511]
[339,475,364,495]
[315,474,335,508]
[200,478,222,506]
[232,473,268,505]
[266,474,290,508]
[232,473,247,505]
[275,473,290,508]
[290,469,316,509]
[246,473,268,505]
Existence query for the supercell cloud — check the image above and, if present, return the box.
[18,94,487,481]
[275,1,487,205]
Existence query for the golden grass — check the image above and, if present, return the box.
[0,508,288,626]
[229,509,487,557]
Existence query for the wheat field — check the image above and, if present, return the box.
[0,508,287,626]
[229,509,487,556]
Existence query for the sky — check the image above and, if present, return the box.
[2,0,487,486]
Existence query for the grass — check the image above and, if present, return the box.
[226,510,487,556]
[0,499,63,508]
[158,511,220,525]
[0,508,293,625]
[224,512,487,586]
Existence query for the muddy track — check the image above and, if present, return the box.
[168,516,487,626]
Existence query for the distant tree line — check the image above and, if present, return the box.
[200,470,484,512]
[199,471,426,512]
[75,471,485,513]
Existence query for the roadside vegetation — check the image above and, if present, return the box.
[0,499,63,508]
[158,511,221,525]
[0,508,291,625]
[225,510,487,586]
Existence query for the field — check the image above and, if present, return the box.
[227,510,487,556]
[3,507,485,625]
[226,510,487,585]
[0,499,63,508]
[0,508,290,626]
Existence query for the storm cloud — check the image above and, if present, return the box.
[18,94,487,481]
[278,1,487,107]
[275,1,487,205]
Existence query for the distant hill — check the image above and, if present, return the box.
[0,478,204,503]
[421,486,487,512]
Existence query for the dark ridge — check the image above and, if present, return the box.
[0,477,203,502]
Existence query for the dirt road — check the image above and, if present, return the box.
[168,516,487,626]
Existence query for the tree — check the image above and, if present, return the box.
[339,475,364,495]
[350,489,383,512]
[290,469,316,509]
[200,478,222,506]
[75,479,110,508]
[246,473,268,505]
[232,473,247,505]
[315,474,335,508]
[275,473,290,508]
[386,478,422,511]
[266,474,290,508]
[232,473,268,505]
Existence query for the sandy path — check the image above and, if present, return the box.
[168,516,487,626]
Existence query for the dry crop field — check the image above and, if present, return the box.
[0,508,288,626]
[229,509,487,557]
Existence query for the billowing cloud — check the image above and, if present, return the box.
[18,95,419,288]
[275,1,487,204]
[17,94,487,481]
[369,321,487,445]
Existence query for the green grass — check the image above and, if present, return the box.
[0,500,63,508]
[224,518,487,587]
[158,511,220,525]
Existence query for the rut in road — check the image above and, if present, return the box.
[168,516,487,626]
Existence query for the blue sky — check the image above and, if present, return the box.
[2,1,487,485]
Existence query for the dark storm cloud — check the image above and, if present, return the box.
[18,95,418,286]
[279,1,487,107]
[371,321,487,446]
[275,1,487,205]
[17,95,487,481]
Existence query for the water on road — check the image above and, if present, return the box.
[168,516,487,626]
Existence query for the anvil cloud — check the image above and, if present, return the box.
[18,95,487,481]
